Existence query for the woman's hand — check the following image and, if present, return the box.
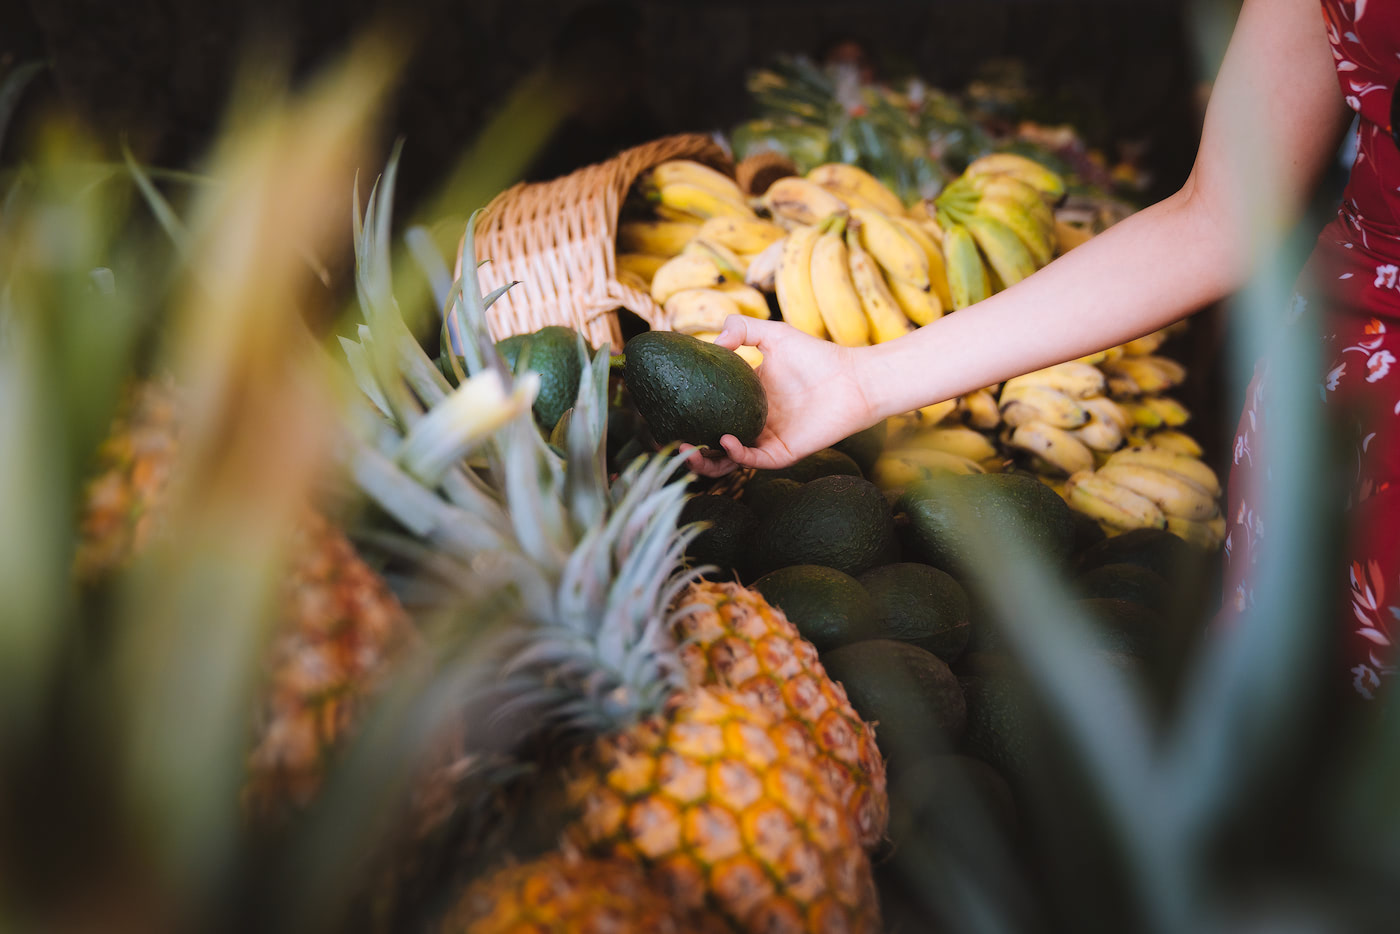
[683,316,881,477]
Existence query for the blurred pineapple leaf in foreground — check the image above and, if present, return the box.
[0,35,552,934]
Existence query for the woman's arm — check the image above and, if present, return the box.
[700,0,1349,473]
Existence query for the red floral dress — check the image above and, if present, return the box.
[1221,0,1400,701]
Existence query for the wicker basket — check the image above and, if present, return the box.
[454,133,734,351]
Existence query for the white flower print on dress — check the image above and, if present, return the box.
[1366,349,1394,381]
[1327,362,1348,391]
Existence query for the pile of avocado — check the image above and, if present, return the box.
[452,325,1215,906]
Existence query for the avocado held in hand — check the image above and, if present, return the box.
[622,331,767,450]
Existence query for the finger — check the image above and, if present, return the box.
[719,433,787,471]
[716,315,783,352]
[682,444,737,477]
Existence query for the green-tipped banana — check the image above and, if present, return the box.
[963,214,1038,289]
[683,236,747,280]
[1065,470,1167,531]
[1097,463,1218,520]
[649,180,755,221]
[1008,421,1096,475]
[943,223,990,309]
[645,159,748,206]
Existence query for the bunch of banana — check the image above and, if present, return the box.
[929,153,1067,308]
[1100,354,1188,398]
[758,163,951,341]
[996,362,1131,475]
[1063,445,1225,548]
[614,160,786,299]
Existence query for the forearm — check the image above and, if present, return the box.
[857,184,1240,418]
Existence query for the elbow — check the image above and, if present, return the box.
[1172,169,1258,298]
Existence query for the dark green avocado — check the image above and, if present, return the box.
[622,331,767,449]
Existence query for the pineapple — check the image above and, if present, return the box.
[74,380,417,816]
[566,686,880,933]
[440,849,724,934]
[673,581,888,848]
[340,168,885,930]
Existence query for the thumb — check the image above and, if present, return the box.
[715,314,781,352]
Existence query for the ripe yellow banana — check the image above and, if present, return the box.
[1103,356,1187,394]
[650,252,725,304]
[696,216,787,254]
[809,222,871,346]
[963,214,1038,288]
[964,153,1066,202]
[616,252,668,284]
[1097,463,1218,521]
[1121,400,1165,429]
[616,270,650,293]
[1165,515,1227,549]
[849,209,929,290]
[898,426,999,463]
[886,275,943,327]
[999,385,1090,429]
[1140,395,1192,427]
[1065,470,1167,531]
[716,281,772,319]
[744,237,784,292]
[959,388,1001,429]
[774,225,827,338]
[891,448,987,474]
[846,229,917,342]
[1070,413,1125,453]
[617,219,700,256]
[915,399,959,425]
[691,330,763,368]
[1080,395,1134,433]
[1122,328,1168,356]
[1106,446,1221,496]
[645,160,748,206]
[1144,429,1203,458]
[683,236,747,280]
[1003,361,1106,399]
[761,177,850,228]
[807,162,906,216]
[1008,422,1096,475]
[664,288,742,334]
[890,214,953,309]
[943,223,991,309]
[650,181,755,221]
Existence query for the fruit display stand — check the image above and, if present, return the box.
[456,133,732,350]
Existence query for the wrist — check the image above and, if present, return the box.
[850,341,906,423]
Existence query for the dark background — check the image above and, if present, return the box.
[4,0,1205,214]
